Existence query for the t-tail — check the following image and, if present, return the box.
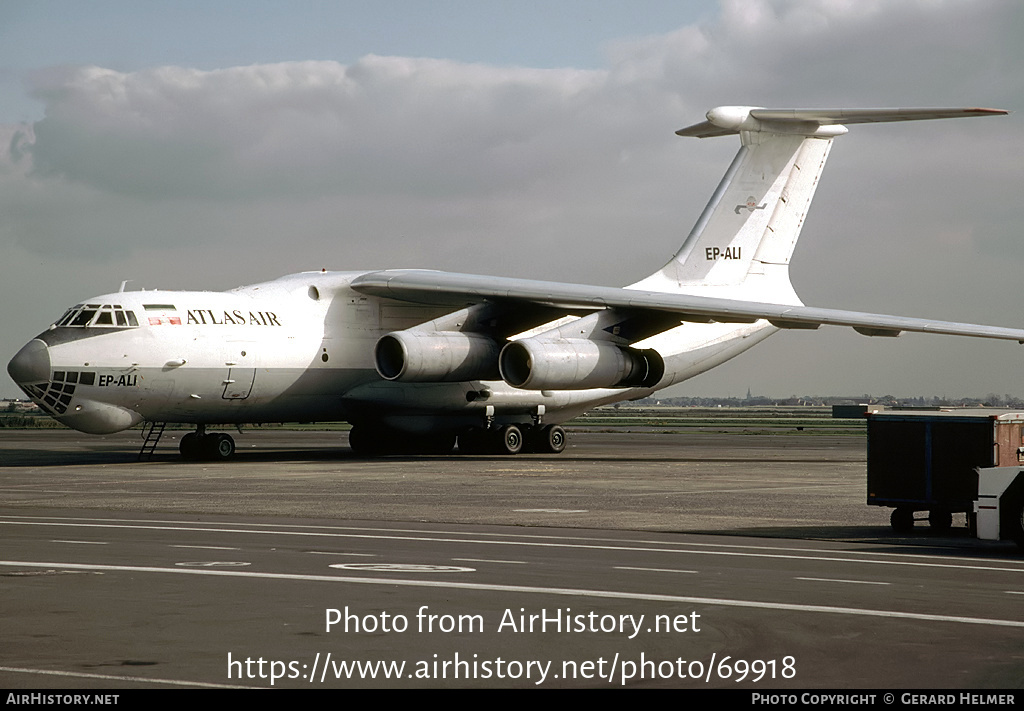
[629,106,1007,304]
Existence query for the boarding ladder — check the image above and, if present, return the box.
[138,422,167,461]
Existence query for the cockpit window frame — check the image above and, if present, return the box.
[70,309,98,327]
[53,304,140,330]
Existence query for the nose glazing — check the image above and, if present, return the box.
[7,339,51,386]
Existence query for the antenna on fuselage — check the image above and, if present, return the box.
[119,280,131,293]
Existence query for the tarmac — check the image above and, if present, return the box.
[1,427,899,538]
[2,427,1022,690]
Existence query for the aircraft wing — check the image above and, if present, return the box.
[350,269,1024,342]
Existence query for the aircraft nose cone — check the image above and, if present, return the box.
[7,339,51,385]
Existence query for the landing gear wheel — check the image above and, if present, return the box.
[179,432,200,460]
[439,434,458,455]
[459,425,531,455]
[350,425,456,456]
[207,433,236,461]
[928,509,953,533]
[532,425,566,454]
[179,431,236,461]
[496,425,523,455]
[890,507,914,533]
[414,432,456,455]
[349,425,383,456]
[457,428,486,455]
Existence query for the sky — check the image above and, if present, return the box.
[2,0,1023,400]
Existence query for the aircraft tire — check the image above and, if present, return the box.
[532,424,566,454]
[458,428,486,454]
[392,431,457,455]
[415,432,456,455]
[207,433,236,461]
[348,425,380,456]
[179,432,201,460]
[495,425,523,455]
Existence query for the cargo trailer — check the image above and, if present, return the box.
[866,409,1024,533]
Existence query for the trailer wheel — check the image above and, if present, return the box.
[890,507,914,532]
[928,510,952,533]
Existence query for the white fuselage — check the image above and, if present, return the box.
[10,270,775,436]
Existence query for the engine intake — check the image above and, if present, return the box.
[499,338,664,390]
[375,331,500,382]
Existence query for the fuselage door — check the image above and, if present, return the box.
[222,350,256,400]
[222,367,256,399]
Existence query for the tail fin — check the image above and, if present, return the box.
[631,106,1007,304]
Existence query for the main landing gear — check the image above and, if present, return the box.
[347,422,567,457]
[457,423,566,455]
[179,425,236,461]
[454,404,567,456]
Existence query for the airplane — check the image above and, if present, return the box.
[8,105,1022,460]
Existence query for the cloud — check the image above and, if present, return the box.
[3,1,1019,269]
[24,59,617,200]
[5,53,711,275]
[611,0,1023,106]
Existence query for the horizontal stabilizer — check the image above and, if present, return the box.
[674,121,736,138]
[677,106,1007,138]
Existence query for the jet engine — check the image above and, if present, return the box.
[374,330,501,382]
[499,338,664,390]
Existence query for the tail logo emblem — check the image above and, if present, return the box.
[735,196,767,214]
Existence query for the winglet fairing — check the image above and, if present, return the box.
[7,106,1016,458]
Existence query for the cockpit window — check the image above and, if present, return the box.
[56,307,80,327]
[54,304,139,329]
[70,309,97,327]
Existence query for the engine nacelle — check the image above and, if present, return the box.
[374,331,500,382]
[499,338,664,390]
